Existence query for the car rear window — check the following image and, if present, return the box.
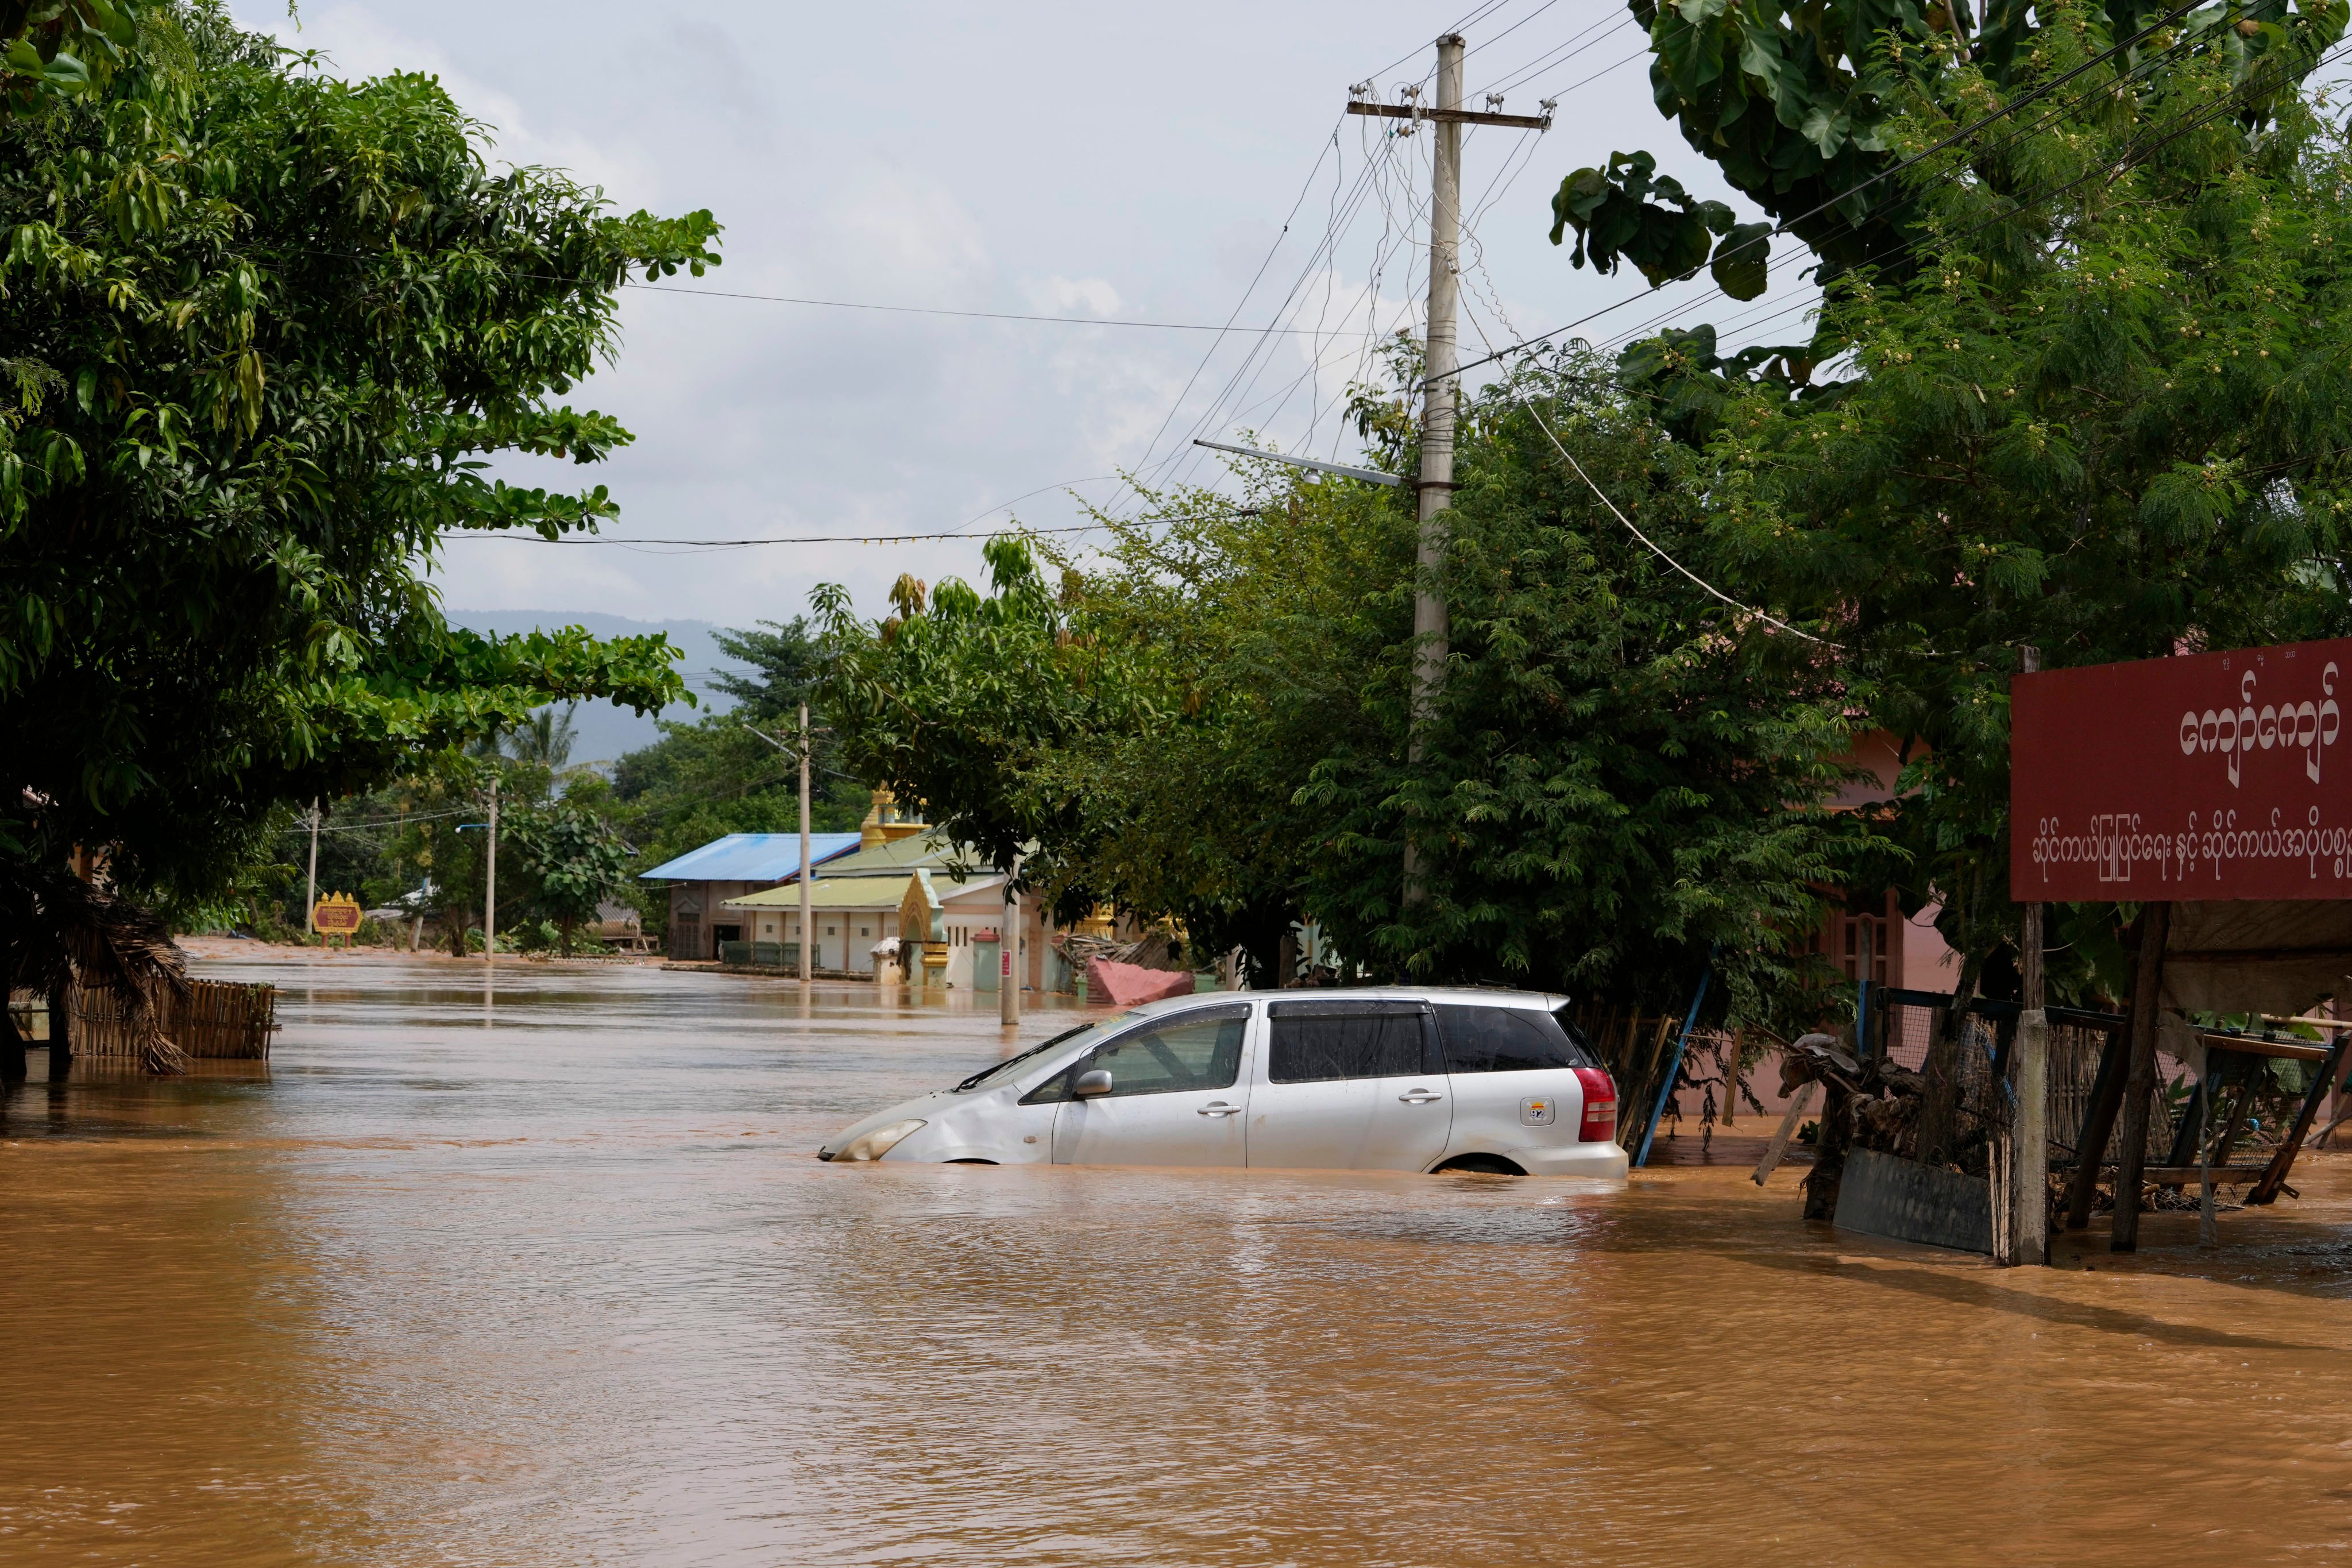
[1435,1005,1597,1072]
[1267,1001,1441,1082]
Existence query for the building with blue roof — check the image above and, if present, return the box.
[639,832,861,960]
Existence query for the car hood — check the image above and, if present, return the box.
[818,1090,949,1159]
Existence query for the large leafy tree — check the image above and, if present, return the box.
[1552,0,2345,299]
[817,542,1158,906]
[818,373,1867,1017]
[1296,356,1864,1014]
[1652,14,2352,1140]
[0,2,716,955]
[504,798,632,955]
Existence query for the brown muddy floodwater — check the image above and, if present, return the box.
[7,952,2352,1566]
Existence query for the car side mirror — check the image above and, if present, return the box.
[1072,1069,1114,1099]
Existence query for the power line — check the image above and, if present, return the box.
[1517,391,1836,646]
[1100,122,1352,520]
[620,279,1385,335]
[448,522,1123,548]
[443,511,1265,550]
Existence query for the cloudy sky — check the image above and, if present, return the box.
[231,0,1784,632]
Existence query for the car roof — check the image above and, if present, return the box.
[1123,984,1565,1017]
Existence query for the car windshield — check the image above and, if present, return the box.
[952,1014,1140,1093]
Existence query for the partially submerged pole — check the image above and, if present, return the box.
[305,798,320,934]
[484,776,498,963]
[1635,959,1712,1167]
[2013,644,2049,1266]
[2110,900,2173,1252]
[798,702,813,986]
[2063,920,2141,1230]
[999,856,1021,1028]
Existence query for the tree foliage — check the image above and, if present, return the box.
[1557,0,2347,300]
[1296,358,1864,1014]
[819,370,1868,1018]
[504,797,632,953]
[1674,10,2352,975]
[817,541,1158,893]
[0,3,715,917]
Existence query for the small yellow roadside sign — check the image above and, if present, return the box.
[314,892,363,948]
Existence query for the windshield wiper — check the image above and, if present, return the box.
[952,1025,1093,1092]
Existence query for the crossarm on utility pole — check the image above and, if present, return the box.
[1346,102,1552,129]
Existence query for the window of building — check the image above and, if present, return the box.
[1833,910,1891,984]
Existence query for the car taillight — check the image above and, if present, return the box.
[1574,1068,1617,1142]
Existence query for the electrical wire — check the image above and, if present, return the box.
[1099,122,1350,520]
[620,280,1385,335]
[1146,6,1672,488]
[1516,392,1837,646]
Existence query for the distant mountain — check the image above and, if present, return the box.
[445,609,746,768]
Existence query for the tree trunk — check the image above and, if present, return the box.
[46,980,72,1070]
[1915,952,1984,1166]
[1,1000,25,1083]
[1802,1080,1854,1220]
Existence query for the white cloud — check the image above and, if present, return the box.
[1028,275,1122,316]
[226,0,1768,629]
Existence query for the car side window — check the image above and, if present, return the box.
[1022,1006,1250,1102]
[1267,1001,1440,1083]
[1435,1005,1596,1072]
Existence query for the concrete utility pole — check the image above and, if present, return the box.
[484,775,499,963]
[1000,856,1021,1028]
[1347,42,1548,907]
[1408,32,1465,767]
[800,702,813,985]
[2013,645,2049,1266]
[305,798,321,932]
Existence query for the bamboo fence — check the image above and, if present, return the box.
[71,978,276,1063]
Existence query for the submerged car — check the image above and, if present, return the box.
[818,988,1625,1178]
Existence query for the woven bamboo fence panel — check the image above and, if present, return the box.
[72,979,276,1060]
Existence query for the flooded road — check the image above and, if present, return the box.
[5,952,2352,1565]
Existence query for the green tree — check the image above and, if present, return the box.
[1552,0,2345,298]
[816,543,1158,911]
[0,3,714,986]
[504,798,632,955]
[606,617,871,939]
[2,0,146,118]
[710,616,829,723]
[816,379,1866,1017]
[1660,22,2352,1138]
[1300,356,1864,1013]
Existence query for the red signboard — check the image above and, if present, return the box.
[2013,638,2350,901]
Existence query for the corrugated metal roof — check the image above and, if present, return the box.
[637,832,863,883]
[724,868,1004,910]
[802,831,961,878]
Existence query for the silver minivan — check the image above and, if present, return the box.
[819,988,1627,1178]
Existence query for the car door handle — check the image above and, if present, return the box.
[1197,1102,1242,1117]
[1398,1090,1444,1103]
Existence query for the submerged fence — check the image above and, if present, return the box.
[1578,988,2178,1169]
[1872,990,2172,1166]
[72,979,276,1062]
